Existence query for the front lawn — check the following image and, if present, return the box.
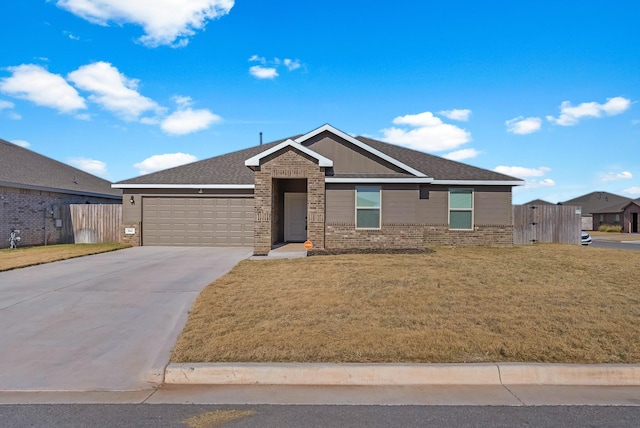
[0,243,129,271]
[172,244,640,364]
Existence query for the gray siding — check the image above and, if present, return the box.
[326,184,513,227]
[474,186,512,225]
[416,187,449,224]
[326,184,354,223]
[305,134,405,175]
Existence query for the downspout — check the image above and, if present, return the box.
[44,206,47,246]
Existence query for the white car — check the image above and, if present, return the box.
[581,231,592,245]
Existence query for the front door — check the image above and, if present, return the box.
[633,213,638,233]
[284,193,307,242]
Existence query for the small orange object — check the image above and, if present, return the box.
[304,240,313,250]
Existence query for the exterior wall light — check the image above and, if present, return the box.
[129,195,135,204]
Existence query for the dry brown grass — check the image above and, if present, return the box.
[182,410,256,428]
[0,243,129,271]
[172,244,640,364]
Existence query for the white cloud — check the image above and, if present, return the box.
[622,186,640,196]
[506,116,542,135]
[68,157,108,175]
[55,0,234,47]
[546,96,632,126]
[134,152,198,175]
[602,171,633,182]
[494,166,551,177]
[249,65,278,79]
[381,111,472,152]
[438,109,471,121]
[161,108,221,135]
[12,139,30,148]
[67,61,160,121]
[443,148,480,161]
[283,58,301,71]
[248,55,266,64]
[0,64,86,113]
[522,178,556,189]
[248,56,303,79]
[0,100,14,109]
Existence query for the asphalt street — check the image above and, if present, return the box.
[591,239,640,251]
[1,404,640,428]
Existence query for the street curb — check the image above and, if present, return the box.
[165,363,640,386]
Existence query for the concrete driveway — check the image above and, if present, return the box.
[0,246,251,392]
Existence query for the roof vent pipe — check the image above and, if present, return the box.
[259,132,263,145]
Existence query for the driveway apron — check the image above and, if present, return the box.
[0,246,251,392]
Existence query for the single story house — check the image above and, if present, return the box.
[113,124,524,255]
[560,191,633,230]
[591,199,640,233]
[0,138,122,248]
[520,199,554,206]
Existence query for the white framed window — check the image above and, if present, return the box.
[449,188,473,230]
[356,186,381,229]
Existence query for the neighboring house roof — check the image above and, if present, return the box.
[560,191,632,215]
[591,200,640,214]
[520,199,554,205]
[114,125,523,188]
[0,138,121,198]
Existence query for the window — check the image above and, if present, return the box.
[419,186,430,200]
[356,186,381,228]
[449,189,473,230]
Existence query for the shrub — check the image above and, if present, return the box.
[598,224,622,233]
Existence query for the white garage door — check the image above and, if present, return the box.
[142,197,253,246]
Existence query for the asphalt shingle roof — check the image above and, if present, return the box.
[116,134,521,185]
[560,191,632,215]
[0,138,121,198]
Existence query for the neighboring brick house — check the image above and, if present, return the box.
[591,199,640,233]
[113,124,524,254]
[560,191,633,231]
[0,139,122,248]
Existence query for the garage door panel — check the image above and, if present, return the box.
[143,197,253,247]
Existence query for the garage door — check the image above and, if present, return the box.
[142,197,253,246]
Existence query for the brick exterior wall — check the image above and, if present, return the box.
[252,148,326,255]
[422,224,514,247]
[326,223,514,249]
[0,186,120,248]
[120,222,141,246]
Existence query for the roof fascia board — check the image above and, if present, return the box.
[295,124,428,178]
[431,180,525,186]
[244,139,333,167]
[326,178,434,184]
[112,184,255,189]
[0,180,121,199]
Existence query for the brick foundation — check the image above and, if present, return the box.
[326,223,514,249]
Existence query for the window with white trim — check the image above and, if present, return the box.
[356,186,381,229]
[449,188,473,230]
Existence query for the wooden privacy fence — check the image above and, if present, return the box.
[513,204,582,245]
[62,204,123,244]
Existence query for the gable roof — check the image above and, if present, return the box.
[560,191,632,215]
[114,125,523,188]
[591,200,640,214]
[245,138,333,168]
[0,138,121,198]
[520,199,555,206]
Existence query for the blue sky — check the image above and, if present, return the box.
[1,1,639,204]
